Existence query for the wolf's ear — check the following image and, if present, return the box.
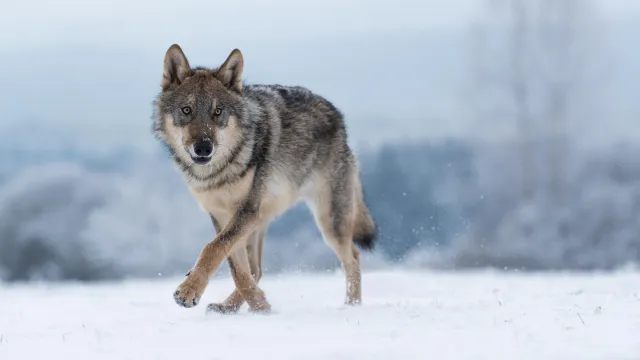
[162,44,192,91]
[215,49,244,93]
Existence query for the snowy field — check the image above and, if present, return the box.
[1,269,639,360]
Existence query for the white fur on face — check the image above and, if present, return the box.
[163,114,192,163]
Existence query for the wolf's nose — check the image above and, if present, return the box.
[193,139,213,157]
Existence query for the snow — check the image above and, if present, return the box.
[1,270,639,360]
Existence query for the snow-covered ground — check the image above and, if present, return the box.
[1,269,639,360]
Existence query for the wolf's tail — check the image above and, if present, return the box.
[352,185,378,251]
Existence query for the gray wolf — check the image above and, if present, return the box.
[152,44,378,313]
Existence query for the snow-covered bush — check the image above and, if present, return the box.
[0,159,213,282]
[0,162,113,281]
[433,143,640,271]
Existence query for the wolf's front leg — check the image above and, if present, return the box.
[207,228,267,314]
[173,202,259,309]
[208,245,271,314]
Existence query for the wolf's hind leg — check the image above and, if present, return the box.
[309,177,362,306]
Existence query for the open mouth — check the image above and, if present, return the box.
[191,156,212,166]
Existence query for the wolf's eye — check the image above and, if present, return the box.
[214,107,222,116]
[181,107,191,115]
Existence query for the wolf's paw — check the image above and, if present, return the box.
[248,304,272,315]
[247,297,272,315]
[206,302,241,315]
[173,270,208,308]
[345,298,362,306]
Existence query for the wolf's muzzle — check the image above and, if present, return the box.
[190,139,214,165]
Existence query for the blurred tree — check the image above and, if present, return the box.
[464,0,610,204]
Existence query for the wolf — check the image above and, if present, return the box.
[152,44,378,314]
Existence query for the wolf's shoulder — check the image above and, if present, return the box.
[244,84,334,109]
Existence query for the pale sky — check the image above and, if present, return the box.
[3,0,640,50]
[1,0,479,48]
[1,0,640,153]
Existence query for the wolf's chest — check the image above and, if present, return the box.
[189,172,254,222]
[189,172,305,223]
[192,171,306,222]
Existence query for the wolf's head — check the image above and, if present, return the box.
[153,44,246,168]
